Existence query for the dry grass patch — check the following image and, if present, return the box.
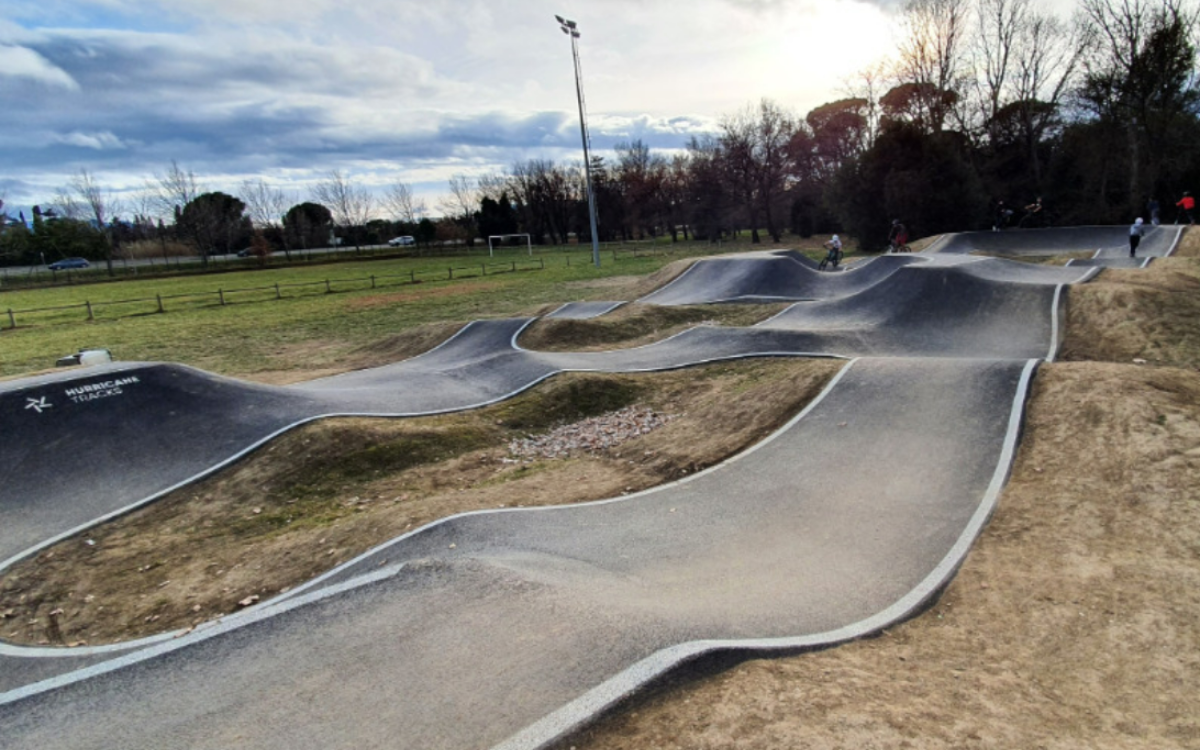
[519,303,789,352]
[247,321,468,384]
[1061,257,1200,366]
[0,357,841,646]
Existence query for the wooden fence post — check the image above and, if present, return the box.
[325,279,332,293]
[6,309,14,329]
[218,289,226,306]
[370,275,376,289]
[275,283,281,299]
[85,301,93,320]
[157,294,164,313]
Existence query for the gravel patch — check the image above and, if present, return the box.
[507,406,677,460]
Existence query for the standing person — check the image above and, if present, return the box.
[1176,192,1195,224]
[994,200,1013,231]
[1129,218,1146,258]
[1147,197,1161,226]
[888,220,909,252]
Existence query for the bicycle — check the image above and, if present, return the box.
[818,246,843,271]
[886,240,912,254]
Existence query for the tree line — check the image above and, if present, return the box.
[460,0,1200,251]
[2,0,1196,269]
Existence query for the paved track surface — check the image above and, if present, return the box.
[545,301,626,319]
[0,226,1176,749]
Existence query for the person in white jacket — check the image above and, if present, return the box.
[1129,217,1146,257]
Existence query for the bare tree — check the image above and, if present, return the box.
[241,178,292,259]
[128,188,174,265]
[974,0,1028,129]
[311,170,375,251]
[895,0,972,133]
[147,160,202,220]
[841,62,889,147]
[383,180,426,224]
[1009,10,1079,186]
[69,169,123,274]
[438,174,479,247]
[720,99,799,243]
[51,187,84,220]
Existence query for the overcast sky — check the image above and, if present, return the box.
[0,0,1069,218]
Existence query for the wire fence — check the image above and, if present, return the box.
[0,239,699,332]
[2,258,548,331]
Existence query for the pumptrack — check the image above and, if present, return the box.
[0,225,1181,749]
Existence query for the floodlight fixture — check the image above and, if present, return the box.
[552,14,601,267]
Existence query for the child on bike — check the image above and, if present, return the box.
[819,234,843,270]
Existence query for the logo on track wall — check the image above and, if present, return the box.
[25,396,52,414]
[17,376,146,416]
[61,376,142,405]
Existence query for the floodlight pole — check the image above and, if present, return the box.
[556,15,601,268]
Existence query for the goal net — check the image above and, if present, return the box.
[487,234,533,257]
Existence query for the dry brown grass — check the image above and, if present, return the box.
[518,303,788,352]
[1061,257,1200,367]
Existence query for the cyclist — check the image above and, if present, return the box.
[1176,192,1194,225]
[1019,197,1043,227]
[888,220,909,252]
[819,234,843,271]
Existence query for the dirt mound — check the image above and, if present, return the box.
[1061,257,1200,366]
[517,303,788,352]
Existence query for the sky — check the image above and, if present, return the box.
[0,0,1062,219]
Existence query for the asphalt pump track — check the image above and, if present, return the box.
[0,225,1182,749]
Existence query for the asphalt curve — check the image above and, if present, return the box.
[0,224,1181,750]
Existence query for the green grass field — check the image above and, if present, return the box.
[1,236,847,380]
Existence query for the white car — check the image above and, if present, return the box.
[387,236,415,246]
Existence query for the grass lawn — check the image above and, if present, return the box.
[0,234,863,380]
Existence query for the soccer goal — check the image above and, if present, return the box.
[488,234,533,257]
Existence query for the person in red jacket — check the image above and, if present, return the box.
[1176,192,1195,225]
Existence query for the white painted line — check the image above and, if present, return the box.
[1164,225,1184,257]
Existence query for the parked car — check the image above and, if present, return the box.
[387,236,416,247]
[48,257,90,270]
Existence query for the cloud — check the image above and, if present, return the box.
[0,43,79,89]
[54,131,129,150]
